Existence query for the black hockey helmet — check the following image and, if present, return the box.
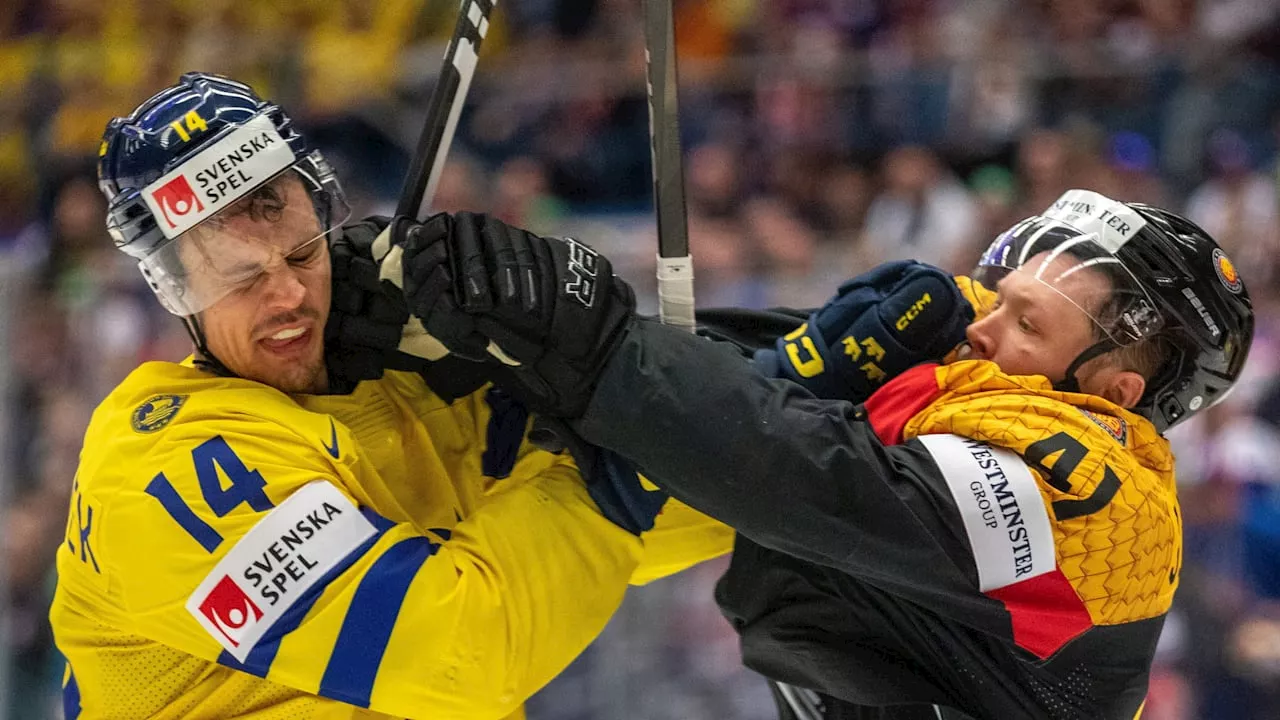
[973,189,1254,433]
[1121,202,1254,430]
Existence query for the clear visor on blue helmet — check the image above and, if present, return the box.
[136,151,349,316]
[972,214,1164,346]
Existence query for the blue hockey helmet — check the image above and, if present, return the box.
[99,72,350,316]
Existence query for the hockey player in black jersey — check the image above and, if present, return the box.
[342,189,1252,719]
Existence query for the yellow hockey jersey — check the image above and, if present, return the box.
[944,275,1181,627]
[53,361,731,720]
[905,360,1181,626]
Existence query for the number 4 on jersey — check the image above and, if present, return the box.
[145,436,274,552]
[1024,431,1122,521]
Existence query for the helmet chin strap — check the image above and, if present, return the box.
[182,314,237,378]
[1052,338,1118,394]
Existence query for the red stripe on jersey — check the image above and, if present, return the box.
[863,364,943,446]
[987,569,1094,659]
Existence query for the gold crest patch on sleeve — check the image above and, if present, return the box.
[132,395,189,433]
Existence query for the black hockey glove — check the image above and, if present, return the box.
[325,217,491,400]
[753,260,973,403]
[389,211,636,417]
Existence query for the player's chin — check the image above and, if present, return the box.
[254,345,326,393]
[268,362,326,394]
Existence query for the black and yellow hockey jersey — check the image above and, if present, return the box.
[573,318,1179,720]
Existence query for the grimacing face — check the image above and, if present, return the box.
[963,250,1147,408]
[180,173,331,394]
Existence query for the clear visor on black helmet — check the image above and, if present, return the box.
[972,214,1164,347]
[137,151,350,316]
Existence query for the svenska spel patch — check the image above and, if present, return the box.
[186,481,376,661]
[142,115,294,240]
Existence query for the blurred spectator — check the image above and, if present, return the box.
[1101,130,1171,207]
[493,156,568,232]
[431,153,489,216]
[540,33,652,207]
[743,194,821,306]
[860,144,978,272]
[1014,127,1074,217]
[965,163,1019,260]
[866,2,953,147]
[683,141,759,307]
[4,491,60,719]
[945,5,1035,162]
[302,1,431,116]
[1185,127,1280,289]
[816,160,873,246]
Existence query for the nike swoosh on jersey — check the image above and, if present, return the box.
[323,418,340,459]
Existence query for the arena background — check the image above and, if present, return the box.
[3,0,1280,717]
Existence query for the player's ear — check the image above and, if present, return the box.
[1098,370,1146,410]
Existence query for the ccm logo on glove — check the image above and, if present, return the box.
[895,293,933,331]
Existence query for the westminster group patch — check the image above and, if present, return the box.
[132,395,188,433]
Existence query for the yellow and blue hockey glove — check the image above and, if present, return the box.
[753,261,973,403]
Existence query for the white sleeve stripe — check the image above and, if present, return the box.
[918,434,1056,592]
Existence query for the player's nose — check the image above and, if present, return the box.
[965,316,996,361]
[260,265,308,311]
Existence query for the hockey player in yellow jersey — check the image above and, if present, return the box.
[380,190,1254,719]
[51,72,731,720]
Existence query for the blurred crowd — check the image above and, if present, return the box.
[4,0,1280,718]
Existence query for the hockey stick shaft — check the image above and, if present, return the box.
[396,0,496,222]
[643,0,696,332]
[376,0,495,292]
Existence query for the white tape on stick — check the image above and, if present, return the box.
[657,254,696,333]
